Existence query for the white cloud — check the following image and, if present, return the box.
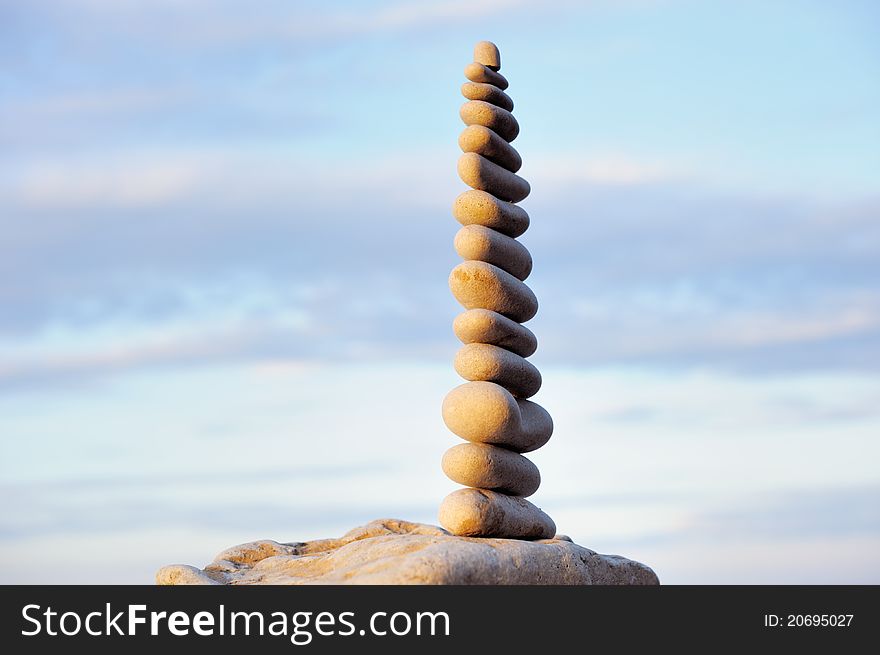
[716,307,880,348]
[565,289,880,362]
[32,0,538,45]
[6,147,682,214]
[360,0,530,32]
[15,155,208,210]
[5,146,457,212]
[1,144,877,378]
[2,87,189,119]
[0,282,313,386]
[527,152,688,187]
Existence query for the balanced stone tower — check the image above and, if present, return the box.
[156,40,659,586]
[439,41,556,540]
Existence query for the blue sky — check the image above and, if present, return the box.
[0,0,878,583]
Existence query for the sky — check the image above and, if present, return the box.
[0,0,879,583]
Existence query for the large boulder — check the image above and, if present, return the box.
[156,519,659,585]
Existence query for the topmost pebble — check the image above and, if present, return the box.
[474,41,501,71]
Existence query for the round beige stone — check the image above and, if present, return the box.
[442,381,553,452]
[449,260,537,323]
[464,62,508,90]
[453,224,531,280]
[460,100,519,142]
[458,153,529,203]
[454,343,542,398]
[442,443,540,497]
[461,82,514,112]
[473,41,501,71]
[453,309,538,357]
[459,125,522,173]
[439,488,556,539]
[453,189,529,237]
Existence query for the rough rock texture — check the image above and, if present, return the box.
[156,519,659,585]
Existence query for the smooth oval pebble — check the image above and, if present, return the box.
[454,225,532,280]
[442,443,540,497]
[442,381,553,452]
[449,260,537,322]
[454,343,542,398]
[474,41,501,71]
[460,100,519,142]
[453,309,537,357]
[459,125,522,173]
[464,62,508,90]
[439,488,556,539]
[458,153,530,203]
[453,190,529,237]
[461,82,514,112]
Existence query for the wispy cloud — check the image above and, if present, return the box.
[1,0,878,388]
[3,147,700,217]
[20,0,539,46]
[0,283,316,388]
[3,147,455,212]
[1,143,878,383]
[2,87,190,119]
[691,485,880,541]
[564,290,880,357]
[711,306,880,347]
[0,328,250,389]
[15,156,206,210]
[528,153,688,187]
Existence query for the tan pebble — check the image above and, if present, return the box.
[459,125,522,173]
[461,82,514,112]
[473,41,501,71]
[454,343,542,398]
[453,189,529,237]
[464,62,508,90]
[439,488,556,539]
[453,308,537,357]
[453,224,532,280]
[442,381,552,452]
[458,153,529,203]
[442,443,540,497]
[460,100,519,142]
[449,260,537,322]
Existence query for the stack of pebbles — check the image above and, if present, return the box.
[439,41,555,540]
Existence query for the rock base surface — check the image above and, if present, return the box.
[156,519,659,585]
